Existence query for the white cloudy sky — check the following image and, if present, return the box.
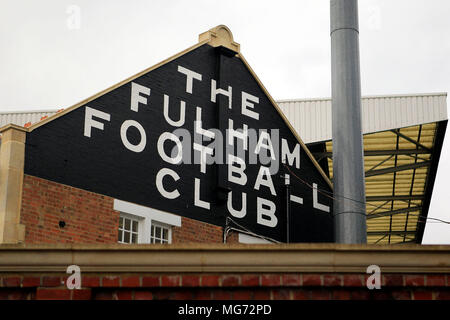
[1,0,449,244]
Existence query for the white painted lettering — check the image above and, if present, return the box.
[227,191,247,218]
[194,178,210,210]
[290,195,303,204]
[257,197,278,227]
[195,107,215,139]
[281,139,300,169]
[211,79,232,109]
[163,94,185,127]
[193,143,214,174]
[84,107,110,138]
[254,166,277,196]
[313,183,330,212]
[228,154,247,186]
[130,82,150,112]
[255,131,276,160]
[228,119,248,151]
[241,91,259,120]
[156,168,180,199]
[157,132,183,164]
[177,65,202,94]
[120,120,147,153]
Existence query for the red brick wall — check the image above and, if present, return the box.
[173,217,223,243]
[20,175,226,244]
[226,231,239,243]
[20,175,120,244]
[0,273,449,300]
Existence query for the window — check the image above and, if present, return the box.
[118,215,140,244]
[150,221,171,244]
[114,199,181,244]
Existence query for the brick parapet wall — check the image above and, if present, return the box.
[20,175,227,244]
[1,244,450,300]
[0,273,449,300]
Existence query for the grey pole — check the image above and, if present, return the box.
[330,0,367,243]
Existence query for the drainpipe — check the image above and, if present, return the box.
[330,0,367,243]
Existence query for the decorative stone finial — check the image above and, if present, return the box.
[199,25,240,53]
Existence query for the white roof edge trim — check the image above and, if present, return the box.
[113,199,182,227]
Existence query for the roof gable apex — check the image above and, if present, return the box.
[25,25,332,190]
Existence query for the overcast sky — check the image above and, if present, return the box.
[1,0,449,244]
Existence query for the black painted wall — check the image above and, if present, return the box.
[24,44,333,242]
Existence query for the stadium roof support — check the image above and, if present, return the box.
[278,93,448,244]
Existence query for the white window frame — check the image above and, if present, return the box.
[114,199,181,244]
[118,213,141,244]
[150,220,172,244]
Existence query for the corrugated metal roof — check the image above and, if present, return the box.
[0,110,57,128]
[278,93,448,144]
